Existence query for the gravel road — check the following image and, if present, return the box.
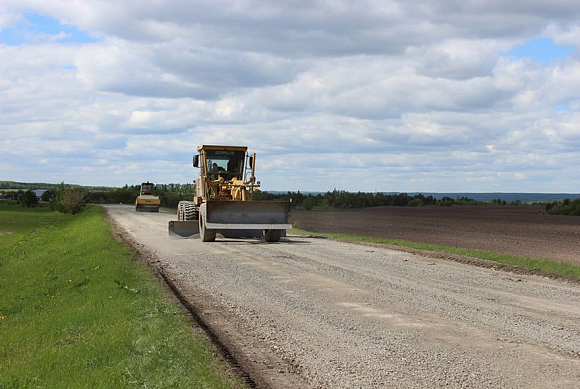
[105,205,580,389]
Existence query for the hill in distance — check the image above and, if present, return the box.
[0,181,114,191]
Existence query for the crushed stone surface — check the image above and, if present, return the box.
[105,205,580,389]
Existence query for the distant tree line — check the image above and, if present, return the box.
[252,190,529,210]
[87,183,195,209]
[6,182,579,215]
[6,183,195,212]
[546,198,580,216]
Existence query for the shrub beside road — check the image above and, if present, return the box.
[0,203,243,388]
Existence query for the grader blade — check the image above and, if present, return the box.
[168,221,199,237]
[203,201,292,230]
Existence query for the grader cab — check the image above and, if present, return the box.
[168,145,291,242]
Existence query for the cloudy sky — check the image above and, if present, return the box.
[1,1,579,192]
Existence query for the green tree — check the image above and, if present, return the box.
[53,182,86,214]
[20,190,38,207]
[407,198,423,207]
[40,190,52,202]
[302,197,316,210]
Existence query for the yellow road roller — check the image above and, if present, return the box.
[135,182,160,212]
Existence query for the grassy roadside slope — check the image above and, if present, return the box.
[291,228,580,281]
[0,203,243,388]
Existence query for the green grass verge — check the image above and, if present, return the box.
[291,228,580,280]
[0,203,244,388]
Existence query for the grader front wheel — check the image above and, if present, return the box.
[199,214,216,242]
[264,229,281,242]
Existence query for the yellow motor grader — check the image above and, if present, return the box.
[135,182,160,212]
[168,145,291,242]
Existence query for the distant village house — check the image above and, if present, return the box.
[34,189,47,200]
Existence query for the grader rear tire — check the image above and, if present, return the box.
[184,202,198,220]
[199,214,216,242]
[177,202,186,221]
[177,201,198,221]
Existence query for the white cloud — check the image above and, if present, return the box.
[1,1,580,192]
[0,8,20,30]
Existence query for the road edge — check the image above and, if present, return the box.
[104,208,311,389]
[294,234,580,286]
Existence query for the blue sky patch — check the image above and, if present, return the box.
[506,37,574,65]
[0,11,97,45]
[555,103,571,112]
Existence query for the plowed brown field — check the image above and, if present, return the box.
[292,205,580,265]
